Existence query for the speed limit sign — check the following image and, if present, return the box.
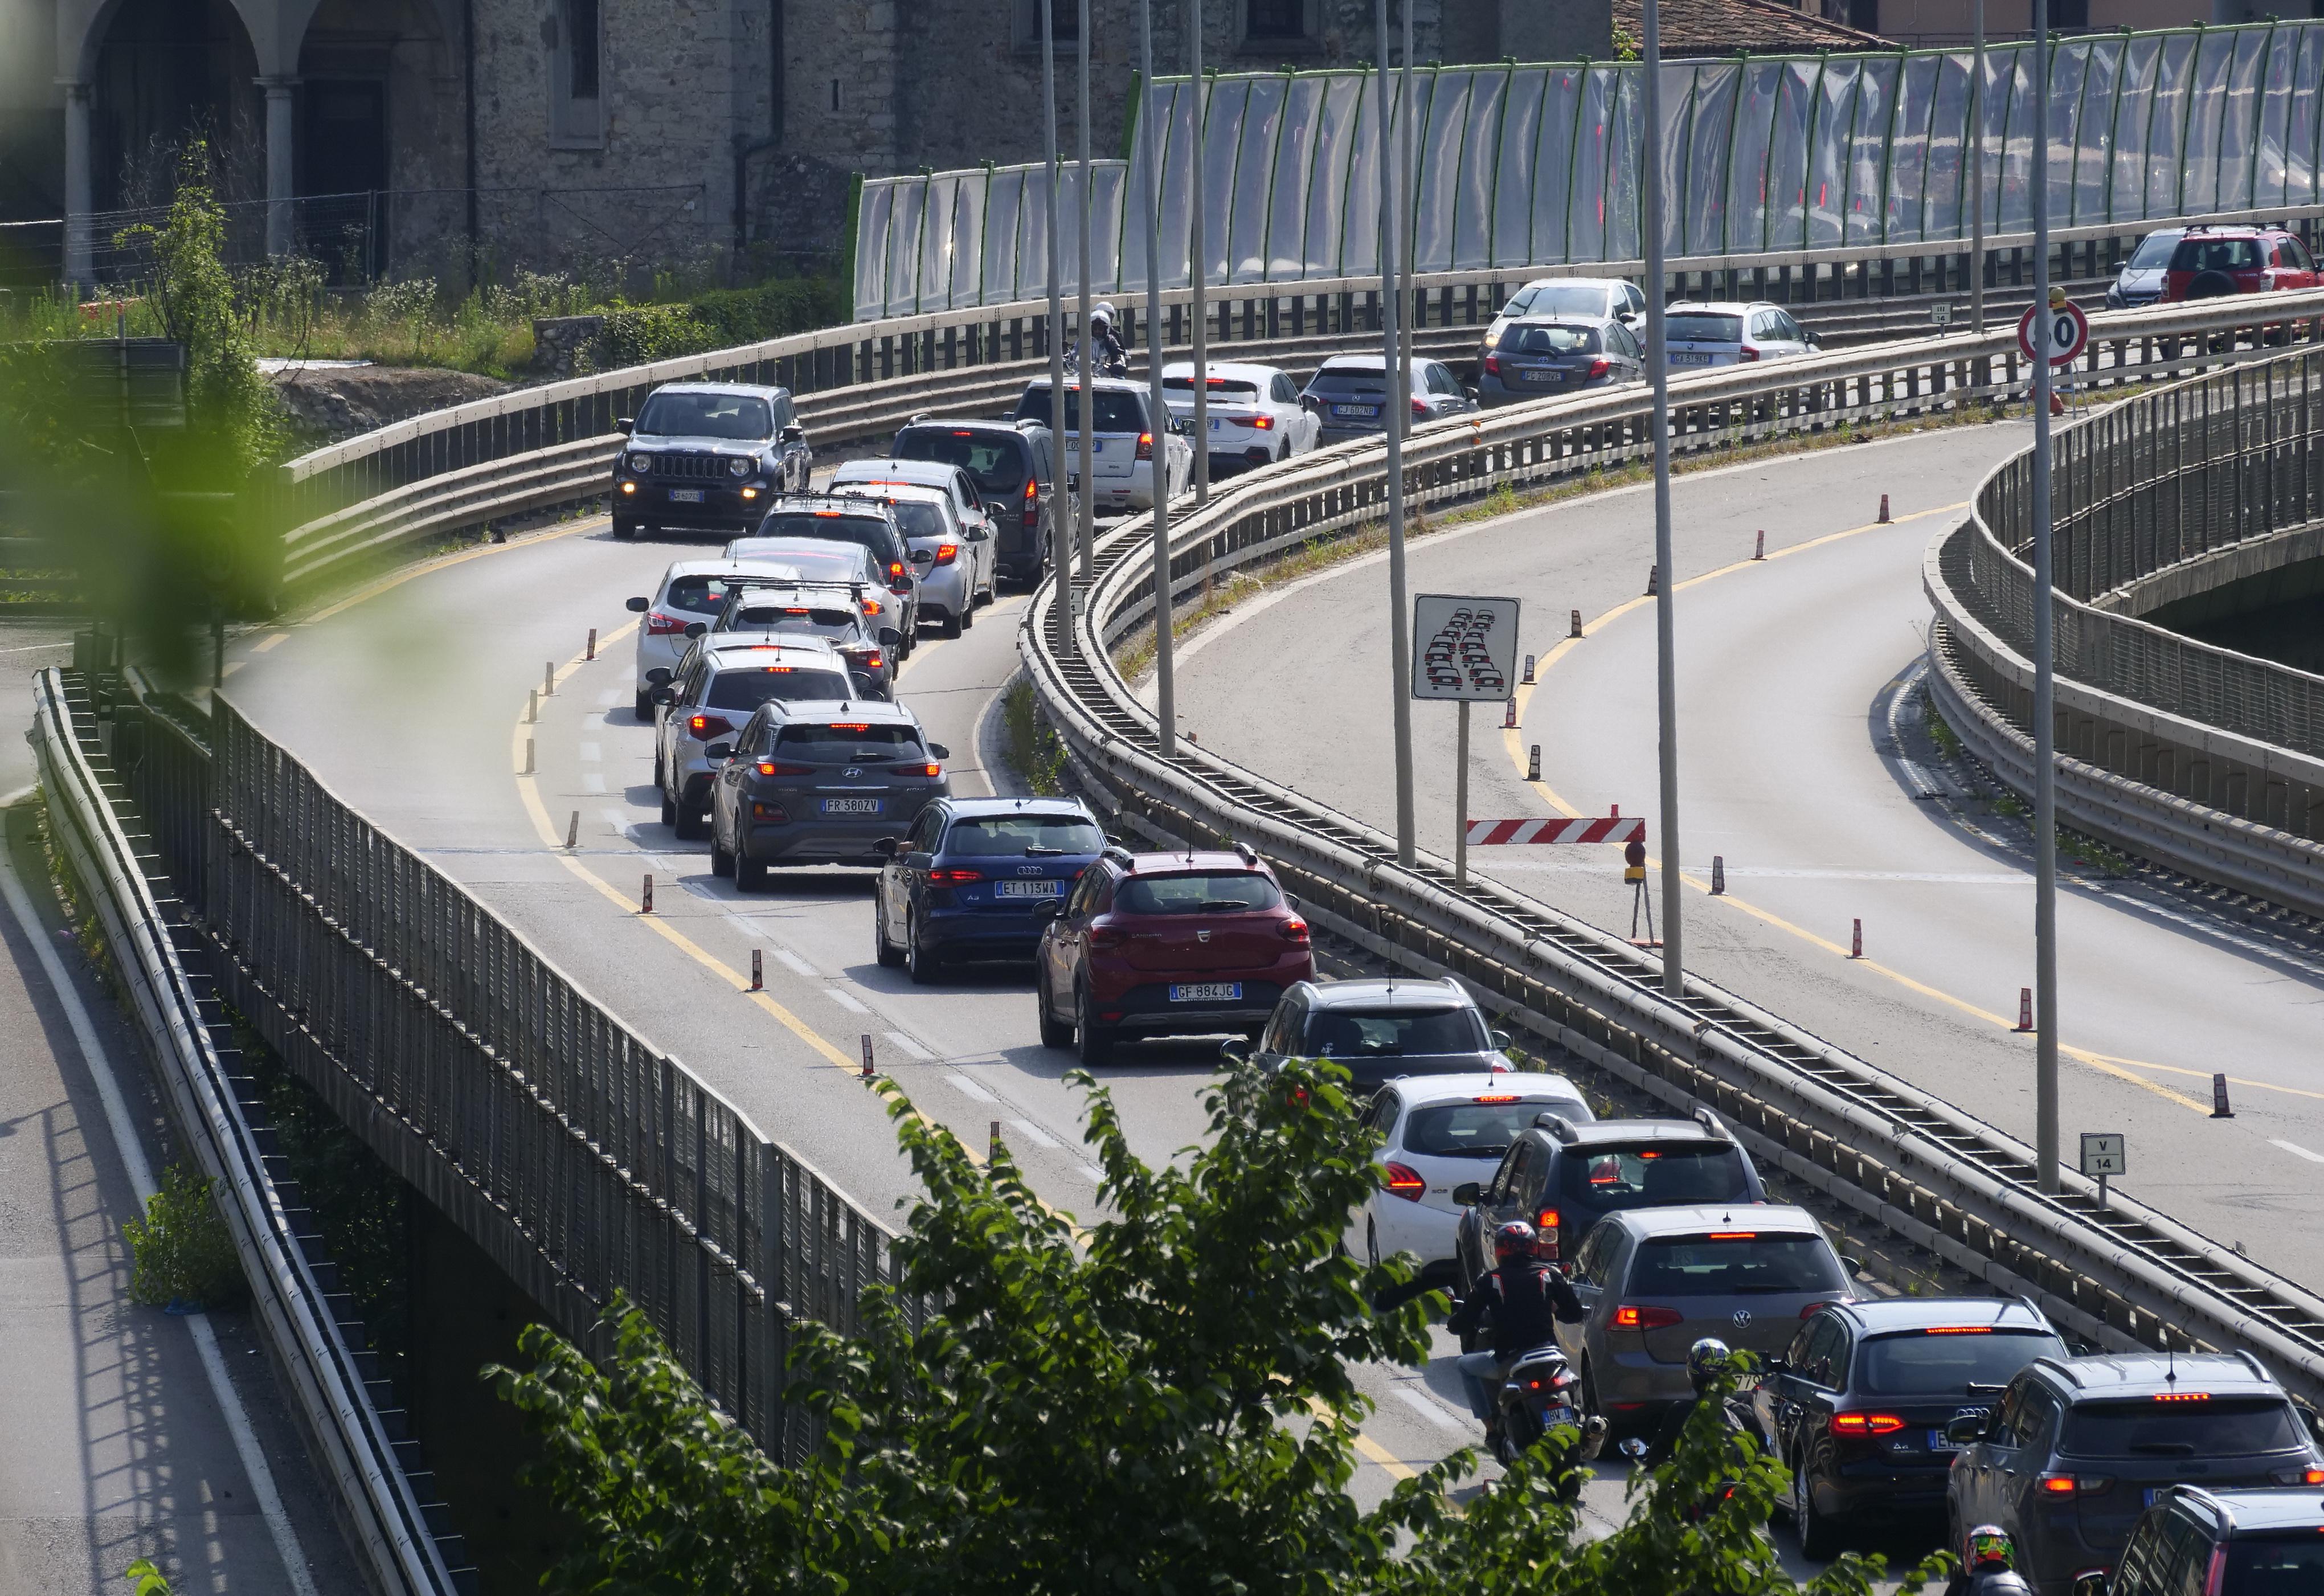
[2018,301,2089,366]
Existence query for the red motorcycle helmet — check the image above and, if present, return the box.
[1492,1220,1538,1264]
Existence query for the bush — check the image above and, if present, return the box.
[592,275,846,370]
[123,1165,245,1311]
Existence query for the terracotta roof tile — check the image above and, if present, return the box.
[1614,0,1895,58]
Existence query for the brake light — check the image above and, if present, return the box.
[933,542,959,566]
[927,868,983,885]
[1706,1232,1758,1241]
[1830,1412,1908,1437]
[1522,1369,1578,1393]
[1250,414,1274,430]
[1411,398,1429,417]
[2039,1475,2082,1495]
[1087,923,1124,951]
[1471,1094,1520,1104]
[2151,1393,2213,1403]
[754,761,813,776]
[646,611,690,635]
[688,714,732,738]
[953,429,973,436]
[1738,345,1761,362]
[1484,352,1501,376]
[1587,358,1610,378]
[1383,1161,1426,1202]
[1280,918,1310,945]
[888,560,907,582]
[895,762,942,778]
[859,597,884,615]
[2270,1466,2324,1485]
[828,723,871,731]
[1921,1327,1994,1336]
[1536,1207,1560,1233]
[1613,1304,1683,1331]
[2202,1544,2228,1596]
[1024,478,1040,525]
[1135,432,1154,460]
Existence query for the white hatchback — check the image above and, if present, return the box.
[1346,1073,1594,1288]
[1160,361,1320,473]
[624,557,802,721]
[1663,301,1819,369]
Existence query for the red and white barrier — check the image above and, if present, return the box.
[1466,816,1645,845]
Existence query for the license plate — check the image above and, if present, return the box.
[995,879,1062,898]
[1209,418,1222,431]
[668,487,705,502]
[1929,1431,1962,1452]
[1670,352,1715,366]
[1169,982,1242,1002]
[1521,369,1559,384]
[1331,402,1380,418]
[819,797,881,815]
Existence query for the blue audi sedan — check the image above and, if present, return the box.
[872,797,1107,981]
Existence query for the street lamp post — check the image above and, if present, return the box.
[1398,0,1415,379]
[1142,0,1176,757]
[1373,0,1416,866]
[2030,0,2061,1193]
[1642,0,1684,998]
[1075,0,1096,581]
[1042,0,1073,658]
[1188,0,1209,505]
[1971,0,1987,332]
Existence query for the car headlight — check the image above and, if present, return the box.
[628,453,652,474]
[2105,286,2123,308]
[727,457,752,479]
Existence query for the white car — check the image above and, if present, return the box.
[1479,277,1644,364]
[623,557,802,721]
[1010,375,1193,512]
[1160,361,1320,474]
[834,482,994,638]
[1663,300,1819,369]
[1346,1072,1594,1288]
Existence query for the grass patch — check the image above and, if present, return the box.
[1922,690,1963,760]
[1001,678,1069,796]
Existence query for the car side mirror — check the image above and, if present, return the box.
[1032,898,1063,920]
[649,685,678,706]
[911,549,936,564]
[705,742,734,761]
[1807,340,1823,353]
[1464,386,1480,401]
[626,595,649,612]
[615,416,635,434]
[1617,1437,1648,1463]
[684,621,707,638]
[1220,1038,1250,1063]
[1490,1029,1512,1051]
[928,742,951,760]
[645,666,673,685]
[1451,1182,1482,1207]
[1840,1255,1865,1277]
[780,424,805,443]
[2071,1574,2110,1596]
[877,626,903,647]
[1945,1414,1988,1446]
[872,837,899,858]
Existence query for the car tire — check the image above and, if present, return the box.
[674,804,705,842]
[959,596,975,631]
[874,898,906,968]
[735,852,767,891]
[612,518,637,539]
[905,914,942,984]
[1037,975,1074,1049]
[1074,986,1112,1066]
[1791,1450,1839,1561]
[939,610,964,640]
[710,826,735,878]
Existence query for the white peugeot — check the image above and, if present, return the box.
[1346,1073,1594,1288]
[624,557,801,721]
[1160,361,1320,475]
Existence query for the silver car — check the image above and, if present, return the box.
[1478,276,1646,365]
[2106,227,2188,310]
[835,482,995,637]
[650,635,857,838]
[1664,301,1818,369]
[1556,1204,1854,1427]
[709,579,903,698]
[623,557,802,721]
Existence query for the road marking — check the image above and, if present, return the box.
[823,986,870,1014]
[1009,1118,1061,1150]
[251,631,289,653]
[597,688,621,706]
[2270,1139,2324,1164]
[598,806,632,833]
[578,741,603,762]
[1393,1384,1470,1434]
[883,1030,934,1060]
[944,1071,997,1103]
[1306,1397,1418,1480]
[220,658,245,677]
[582,773,606,792]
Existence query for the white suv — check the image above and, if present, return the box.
[1012,376,1193,511]
[1663,300,1818,368]
[1345,1072,1594,1288]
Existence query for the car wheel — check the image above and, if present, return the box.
[612,518,637,539]
[736,852,767,891]
[674,803,705,842]
[1791,1450,1839,1560]
[874,897,905,968]
[939,610,964,640]
[905,914,942,984]
[710,824,735,878]
[636,690,654,722]
[1074,986,1112,1066]
[959,596,975,631]
[660,788,677,828]
[1036,973,1074,1049]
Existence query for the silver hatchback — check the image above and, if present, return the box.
[1557,1204,1854,1429]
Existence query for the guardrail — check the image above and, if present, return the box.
[105,683,925,1466]
[32,669,465,1594]
[1927,345,2324,918]
[1020,287,2324,1402]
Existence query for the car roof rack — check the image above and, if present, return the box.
[1231,841,1258,865]
[2229,1348,2270,1380]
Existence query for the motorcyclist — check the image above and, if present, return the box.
[1944,1525,2034,1596]
[1448,1220,1586,1445]
[1639,1337,1758,1467]
[1083,301,1128,375]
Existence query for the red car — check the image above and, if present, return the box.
[1034,846,1312,1065]
[2161,225,2319,302]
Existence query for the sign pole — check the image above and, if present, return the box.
[2031,0,2060,1196]
[1455,698,1470,886]
[1141,0,1174,758]
[1971,0,1986,333]
[1188,0,1208,506]
[1375,0,1415,867]
[1642,0,1684,998]
[1075,0,1095,582]
[1041,0,1072,658]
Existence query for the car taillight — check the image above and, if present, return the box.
[2037,1474,2113,1497]
[1250,414,1274,430]
[1280,918,1310,944]
[1738,345,1761,362]
[1484,352,1501,375]
[889,560,907,582]
[1383,1161,1426,1202]
[1411,397,1429,417]
[858,596,883,615]
[2270,1466,2324,1485]
[1535,1207,1560,1234]
[1088,923,1124,951]
[754,760,813,776]
[646,611,690,635]
[1612,1304,1684,1331]
[927,868,983,885]
[1024,478,1040,525]
[750,801,788,822]
[1135,431,1154,460]
[2202,1544,2228,1596]
[1829,1411,1908,1437]
[893,762,942,777]
[688,714,732,738]
[933,542,959,565]
[1587,358,1609,378]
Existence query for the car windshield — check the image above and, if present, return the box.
[1559,1143,1750,1209]
[1509,283,1614,318]
[942,815,1106,856]
[753,513,894,556]
[1501,323,1600,355]
[1853,1331,2066,1396]
[705,666,851,710]
[2171,237,2262,273]
[883,500,950,540]
[775,723,920,750]
[895,428,1028,493]
[1627,1234,1845,1296]
[637,392,772,440]
[2127,232,2182,269]
[1300,1007,1488,1058]
[1402,1098,1588,1159]
[1163,376,1262,398]
[664,575,732,615]
[1014,388,1147,433]
[1667,313,1744,342]
[1113,871,1282,914]
[2227,1534,2324,1592]
[2062,1398,2307,1458]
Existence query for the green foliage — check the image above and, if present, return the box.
[494,1058,1950,1595]
[593,276,847,370]
[1001,677,1069,795]
[123,1165,245,1311]
[122,1558,170,1595]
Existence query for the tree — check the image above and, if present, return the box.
[495,1059,1949,1596]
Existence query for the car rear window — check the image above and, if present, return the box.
[1113,871,1282,914]
[775,723,920,750]
[1854,1329,2067,1396]
[1500,323,1600,355]
[1560,1142,1749,1208]
[2062,1398,2307,1459]
[1667,313,1744,342]
[732,546,868,584]
[664,576,730,615]
[893,428,1029,493]
[729,604,857,631]
[637,392,772,441]
[942,815,1106,856]
[1164,377,1261,398]
[883,500,950,540]
[2227,1534,2324,1589]
[1625,1234,1844,1296]
[1508,283,1617,318]
[705,666,851,710]
[1402,1098,1589,1158]
[753,513,897,557]
[2126,231,2182,269]
[1308,367,1388,395]
[2171,237,2262,273]
[1300,1007,1488,1058]
[1015,388,1147,434]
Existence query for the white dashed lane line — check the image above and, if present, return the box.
[1393,1384,1469,1434]
[2271,1139,2324,1164]
[944,1071,998,1103]
[824,986,870,1014]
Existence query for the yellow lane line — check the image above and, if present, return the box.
[251,632,289,653]
[1307,1397,1418,1480]
[1489,500,2216,1119]
[307,519,599,626]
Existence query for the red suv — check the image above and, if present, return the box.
[1034,846,1312,1065]
[2162,226,2318,302]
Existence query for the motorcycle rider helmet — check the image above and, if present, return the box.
[1965,1525,2014,1571]
[1685,1337,1732,1394]
[1091,300,1117,334]
[1491,1220,1537,1264]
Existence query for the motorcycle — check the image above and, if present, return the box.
[1062,342,1128,379]
[1495,1342,1609,1492]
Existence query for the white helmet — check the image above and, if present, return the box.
[1091,301,1116,332]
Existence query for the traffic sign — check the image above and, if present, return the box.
[2018,301,2089,366]
[1411,593,1521,702]
[1467,816,1646,845]
[2078,1132,2126,1178]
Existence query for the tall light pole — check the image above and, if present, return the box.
[1374,0,1416,866]
[1188,0,1209,505]
[1043,0,1073,657]
[1398,0,1415,378]
[2030,0,2061,1193]
[1143,0,1176,756]
[1970,0,1987,332]
[1075,0,1096,580]
[1642,0,1684,998]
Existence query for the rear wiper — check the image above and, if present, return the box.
[1964,1383,2009,1396]
[1023,845,1066,856]
[1201,899,1257,911]
[2127,1442,2196,1455]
